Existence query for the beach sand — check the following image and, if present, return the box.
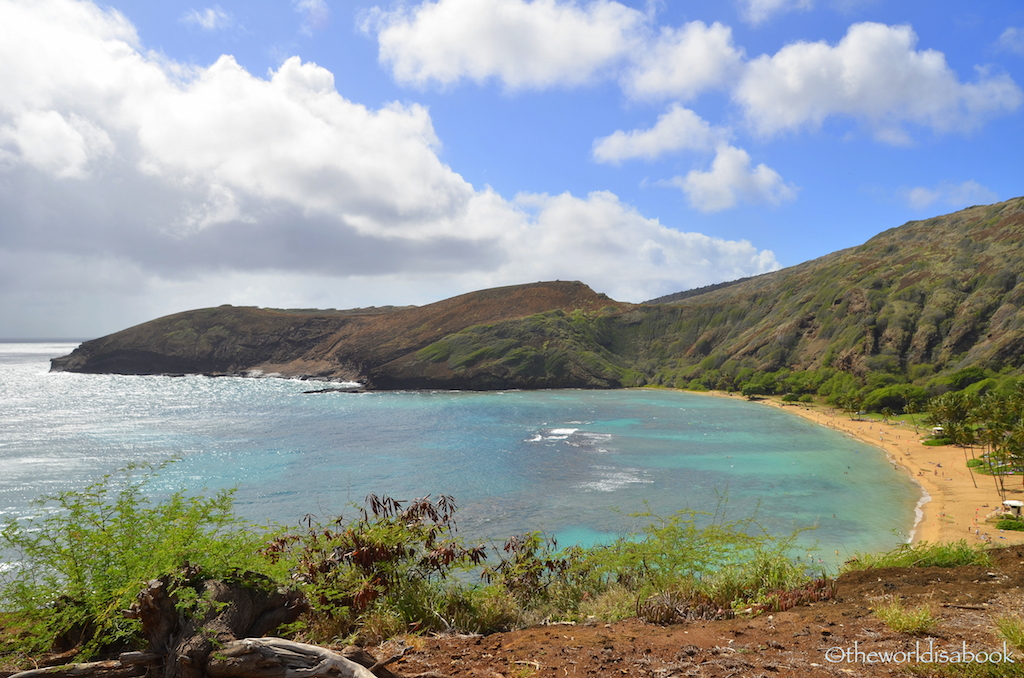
[704,391,1024,547]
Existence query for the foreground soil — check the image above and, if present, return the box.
[370,546,1024,678]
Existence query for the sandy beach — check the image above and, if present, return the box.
[704,391,1024,547]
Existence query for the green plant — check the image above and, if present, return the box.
[841,540,989,572]
[873,599,937,635]
[262,494,488,643]
[996,519,1024,531]
[0,462,277,660]
[996,614,1024,653]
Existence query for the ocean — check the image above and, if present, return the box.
[0,342,920,565]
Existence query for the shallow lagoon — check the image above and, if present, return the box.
[0,343,919,565]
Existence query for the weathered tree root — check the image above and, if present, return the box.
[7,575,447,678]
[206,638,375,678]
[8,652,161,678]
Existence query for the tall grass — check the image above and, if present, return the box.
[841,540,989,572]
[872,599,938,635]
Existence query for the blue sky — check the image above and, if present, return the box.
[2,0,1023,338]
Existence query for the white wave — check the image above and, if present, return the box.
[577,466,653,492]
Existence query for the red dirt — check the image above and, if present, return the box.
[370,546,1024,678]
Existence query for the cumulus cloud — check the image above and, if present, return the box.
[370,0,645,89]
[497,191,779,300]
[671,145,797,212]
[623,21,744,100]
[738,0,814,27]
[0,0,779,337]
[735,22,1024,142]
[998,27,1024,56]
[370,1,741,101]
[181,6,231,31]
[592,105,725,163]
[901,180,998,211]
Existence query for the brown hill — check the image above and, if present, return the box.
[52,197,1024,395]
[50,281,627,387]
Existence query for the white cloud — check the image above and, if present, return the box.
[181,6,231,31]
[0,0,780,337]
[0,110,113,178]
[735,22,1023,141]
[592,105,725,163]
[672,145,797,212]
[998,27,1024,56]
[902,180,997,211]
[496,191,779,301]
[624,21,744,100]
[738,0,814,27]
[294,0,329,34]
[370,0,646,89]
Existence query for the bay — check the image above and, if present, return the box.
[0,342,919,565]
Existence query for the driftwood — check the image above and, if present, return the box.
[7,654,158,678]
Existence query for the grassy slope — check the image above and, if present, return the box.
[51,198,1024,390]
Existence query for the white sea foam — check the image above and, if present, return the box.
[577,466,653,492]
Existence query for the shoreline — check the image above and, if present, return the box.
[696,390,1024,547]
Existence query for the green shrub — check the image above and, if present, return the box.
[0,463,279,660]
[263,494,488,643]
[996,519,1024,531]
[966,458,984,467]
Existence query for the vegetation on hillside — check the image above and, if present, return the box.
[51,198,1024,395]
[370,198,1024,392]
[1,466,832,668]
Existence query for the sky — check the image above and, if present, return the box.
[2,0,1023,339]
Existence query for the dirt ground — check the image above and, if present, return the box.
[370,546,1024,678]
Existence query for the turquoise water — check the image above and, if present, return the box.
[0,343,920,564]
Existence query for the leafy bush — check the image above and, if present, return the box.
[996,519,1024,531]
[0,463,278,660]
[261,494,488,643]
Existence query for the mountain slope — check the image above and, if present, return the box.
[52,197,1024,393]
[51,281,632,388]
[644,197,1024,379]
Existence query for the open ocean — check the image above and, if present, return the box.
[0,342,920,566]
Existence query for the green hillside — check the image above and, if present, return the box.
[53,197,1024,407]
